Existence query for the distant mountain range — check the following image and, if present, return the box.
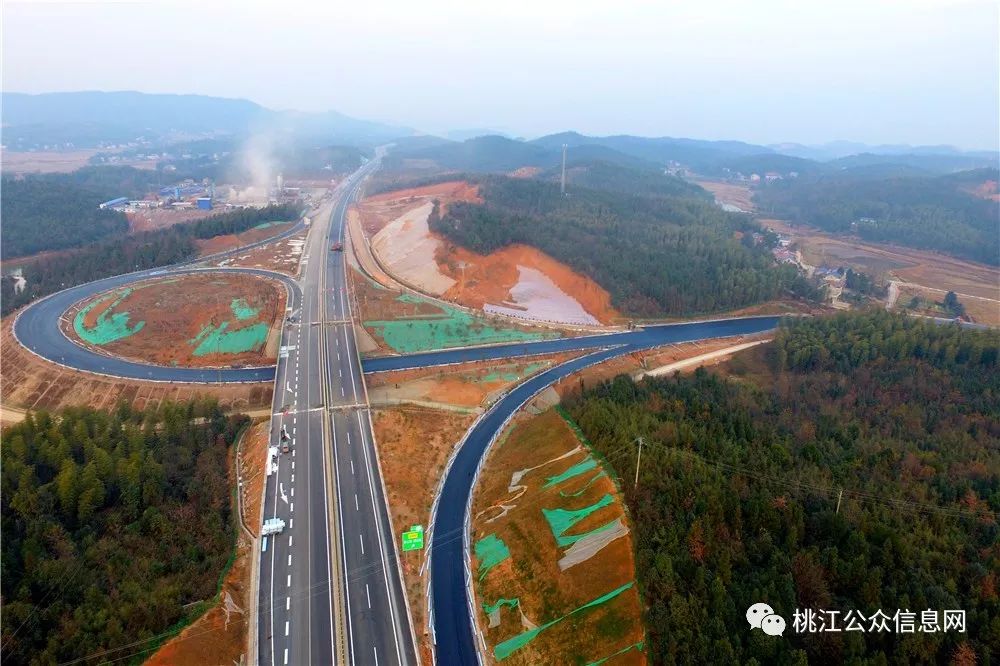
[3,91,996,176]
[1,91,413,149]
[387,131,998,177]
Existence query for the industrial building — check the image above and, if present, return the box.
[98,196,129,210]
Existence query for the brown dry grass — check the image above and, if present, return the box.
[195,222,296,257]
[693,179,756,211]
[762,218,1000,305]
[128,207,217,233]
[371,407,476,663]
[63,273,285,368]
[210,229,306,276]
[1,150,156,174]
[367,353,585,410]
[471,408,644,665]
[1,315,273,414]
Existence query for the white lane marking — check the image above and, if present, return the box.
[292,450,296,458]
[283,648,288,665]
[350,459,354,475]
[354,494,359,511]
[291,487,295,497]
[356,411,404,663]
[373,646,379,666]
[340,385,345,396]
[337,352,341,361]
[292,427,296,436]
[289,536,293,547]
[262,537,268,552]
[291,474,295,483]
[285,620,289,636]
[290,518,294,529]
[359,534,365,555]
[292,461,295,470]
[286,597,290,611]
[287,574,291,587]
[290,502,294,513]
[331,415,356,662]
[280,483,288,504]
[366,583,372,608]
[288,554,292,567]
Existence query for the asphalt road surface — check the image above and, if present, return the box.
[257,159,417,666]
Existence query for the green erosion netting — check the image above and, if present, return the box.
[585,640,645,666]
[365,294,557,353]
[543,455,599,489]
[230,297,261,320]
[189,321,269,356]
[483,597,520,616]
[74,288,145,345]
[542,494,617,547]
[475,533,511,581]
[559,471,608,498]
[493,582,635,660]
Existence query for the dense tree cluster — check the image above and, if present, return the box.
[1,178,130,259]
[754,170,1000,265]
[543,159,712,200]
[1,204,299,316]
[430,175,819,316]
[0,400,249,665]
[568,312,999,664]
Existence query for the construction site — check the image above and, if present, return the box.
[350,181,620,330]
[470,406,645,665]
[63,272,286,368]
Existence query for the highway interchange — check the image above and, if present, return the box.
[11,157,781,664]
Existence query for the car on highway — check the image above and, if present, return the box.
[330,242,343,251]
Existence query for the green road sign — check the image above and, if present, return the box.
[402,524,424,551]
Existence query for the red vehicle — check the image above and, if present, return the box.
[330,242,343,252]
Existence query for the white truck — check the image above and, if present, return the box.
[262,518,286,536]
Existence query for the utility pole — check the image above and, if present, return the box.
[835,488,844,514]
[634,436,644,489]
[560,144,567,196]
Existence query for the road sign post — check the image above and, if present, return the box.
[401,524,424,551]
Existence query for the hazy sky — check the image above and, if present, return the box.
[3,0,998,149]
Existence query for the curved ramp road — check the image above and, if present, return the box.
[13,266,301,383]
[428,315,780,665]
[12,217,307,383]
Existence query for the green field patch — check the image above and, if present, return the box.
[189,321,269,356]
[74,288,145,345]
[365,295,557,354]
[543,455,599,489]
[230,297,260,321]
[493,582,635,660]
[542,493,617,548]
[475,533,511,581]
[559,471,608,498]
